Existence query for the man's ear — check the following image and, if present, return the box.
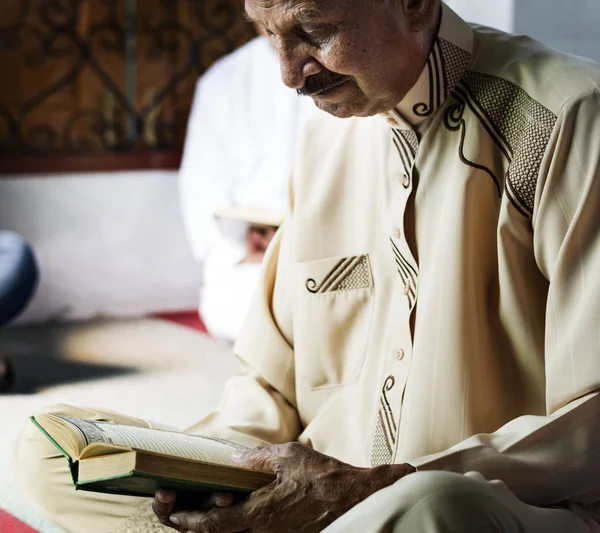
[402,0,440,31]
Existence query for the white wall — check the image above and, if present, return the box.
[0,171,201,324]
[444,0,515,33]
[514,0,600,62]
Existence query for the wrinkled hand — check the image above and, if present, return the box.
[154,442,415,533]
[153,490,235,529]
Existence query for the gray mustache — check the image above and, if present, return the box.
[297,71,351,96]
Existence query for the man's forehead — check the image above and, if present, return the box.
[244,0,327,24]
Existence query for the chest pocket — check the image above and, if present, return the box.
[293,255,375,389]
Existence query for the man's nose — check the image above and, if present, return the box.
[277,44,322,89]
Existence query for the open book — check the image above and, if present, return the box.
[31,415,275,497]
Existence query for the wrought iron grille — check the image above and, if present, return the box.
[0,0,255,166]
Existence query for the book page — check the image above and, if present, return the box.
[58,417,248,466]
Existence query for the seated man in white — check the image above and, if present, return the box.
[179,28,313,342]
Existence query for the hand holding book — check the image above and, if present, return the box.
[152,443,417,533]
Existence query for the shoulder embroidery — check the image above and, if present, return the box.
[451,72,558,217]
[443,98,503,196]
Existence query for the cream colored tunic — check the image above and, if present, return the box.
[189,2,600,518]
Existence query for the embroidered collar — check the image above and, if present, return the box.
[384,3,474,131]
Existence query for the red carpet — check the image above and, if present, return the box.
[0,509,40,533]
[152,310,208,335]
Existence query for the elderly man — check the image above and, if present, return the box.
[14,0,600,532]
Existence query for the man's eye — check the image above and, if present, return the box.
[298,24,334,43]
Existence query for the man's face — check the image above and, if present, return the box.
[245,0,439,118]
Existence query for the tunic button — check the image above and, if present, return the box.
[387,116,398,127]
[393,227,402,240]
[395,349,405,361]
[403,280,413,296]
[403,173,411,188]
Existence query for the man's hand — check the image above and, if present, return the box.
[240,225,277,264]
[154,442,416,533]
[153,490,235,529]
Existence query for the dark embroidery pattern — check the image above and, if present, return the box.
[454,72,558,216]
[390,238,418,310]
[391,128,419,178]
[443,98,503,196]
[414,40,443,117]
[414,38,471,118]
[371,376,397,467]
[438,38,472,100]
[306,255,372,294]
